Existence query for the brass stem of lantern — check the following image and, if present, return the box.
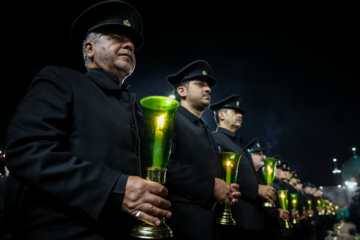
[146,168,167,184]
[284,219,292,229]
[217,205,236,225]
[131,218,172,239]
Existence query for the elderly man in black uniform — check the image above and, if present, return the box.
[246,138,283,240]
[209,94,276,240]
[3,1,172,239]
[164,60,241,240]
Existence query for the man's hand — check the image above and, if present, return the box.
[121,176,172,226]
[291,209,299,219]
[278,208,290,221]
[258,184,276,204]
[212,178,241,205]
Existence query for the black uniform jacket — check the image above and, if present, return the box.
[4,66,143,239]
[212,127,264,230]
[165,106,222,240]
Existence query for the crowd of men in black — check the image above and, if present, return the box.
[251,142,338,240]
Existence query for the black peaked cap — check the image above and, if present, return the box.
[246,138,266,153]
[71,0,143,50]
[167,60,216,88]
[209,94,245,114]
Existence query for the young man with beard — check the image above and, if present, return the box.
[165,60,241,240]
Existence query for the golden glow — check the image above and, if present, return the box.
[267,165,273,173]
[280,193,285,199]
[157,115,165,130]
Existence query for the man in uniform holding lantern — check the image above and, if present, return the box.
[3,1,172,239]
[246,138,284,240]
[165,60,241,240]
[209,94,276,240]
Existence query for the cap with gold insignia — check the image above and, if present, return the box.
[278,160,291,171]
[209,94,245,114]
[167,59,216,88]
[246,138,266,153]
[71,0,144,50]
[303,181,316,189]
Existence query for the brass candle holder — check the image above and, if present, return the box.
[277,190,292,229]
[307,199,313,218]
[262,157,277,207]
[290,193,298,224]
[317,199,323,216]
[217,152,241,225]
[131,96,179,239]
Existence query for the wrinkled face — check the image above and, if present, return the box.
[295,182,303,191]
[183,80,211,111]
[289,177,298,187]
[304,186,314,194]
[275,168,287,180]
[86,32,136,81]
[251,151,265,170]
[222,109,243,129]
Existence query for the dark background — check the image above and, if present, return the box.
[2,1,359,187]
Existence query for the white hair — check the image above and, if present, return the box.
[82,32,103,69]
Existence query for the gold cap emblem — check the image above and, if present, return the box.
[202,70,207,75]
[236,101,240,107]
[257,143,260,147]
[123,19,131,27]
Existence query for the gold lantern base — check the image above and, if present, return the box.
[131,218,173,239]
[284,219,292,229]
[217,205,236,225]
[262,201,275,207]
[131,168,173,239]
[146,168,167,184]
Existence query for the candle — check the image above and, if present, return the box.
[226,161,232,185]
[281,193,285,199]
[292,199,297,210]
[266,165,273,183]
[153,115,164,168]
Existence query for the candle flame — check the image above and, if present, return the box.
[227,161,231,167]
[157,115,165,130]
[281,193,285,199]
[267,165,273,173]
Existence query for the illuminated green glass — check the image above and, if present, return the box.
[220,152,241,185]
[277,190,289,210]
[290,193,298,211]
[317,199,322,208]
[263,158,277,186]
[307,199,312,209]
[141,96,179,169]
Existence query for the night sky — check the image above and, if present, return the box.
[2,1,359,187]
